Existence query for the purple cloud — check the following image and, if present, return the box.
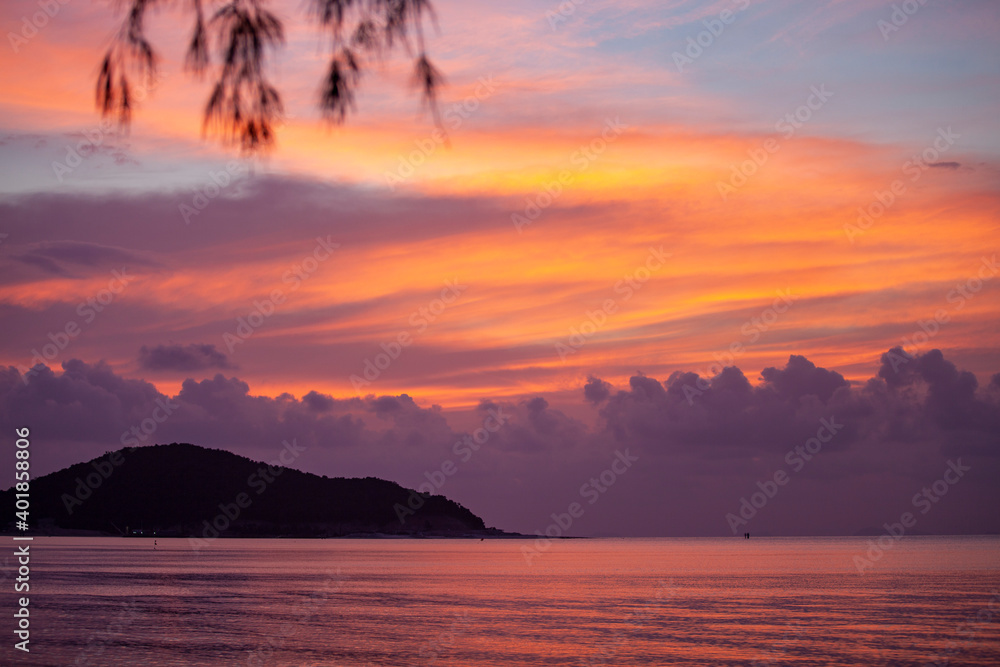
[138,343,235,371]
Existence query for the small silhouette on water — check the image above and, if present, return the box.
[744,532,751,539]
[154,539,157,550]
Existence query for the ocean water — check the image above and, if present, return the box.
[6,536,1000,666]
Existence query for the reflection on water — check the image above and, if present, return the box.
[7,536,1000,666]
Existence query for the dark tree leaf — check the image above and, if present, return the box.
[97,0,442,152]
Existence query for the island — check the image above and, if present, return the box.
[1,443,517,539]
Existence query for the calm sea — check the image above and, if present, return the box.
[6,536,1000,666]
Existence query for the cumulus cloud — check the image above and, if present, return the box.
[5,349,997,469]
[877,346,998,433]
[588,349,998,459]
[0,357,596,477]
[0,360,401,452]
[583,375,612,404]
[759,354,848,403]
[1,347,998,536]
[0,360,162,443]
[484,396,590,453]
[138,343,234,371]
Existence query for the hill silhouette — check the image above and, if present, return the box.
[2,443,499,538]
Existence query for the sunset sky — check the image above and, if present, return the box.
[1,0,998,536]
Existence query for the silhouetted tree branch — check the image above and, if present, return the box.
[97,0,442,152]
